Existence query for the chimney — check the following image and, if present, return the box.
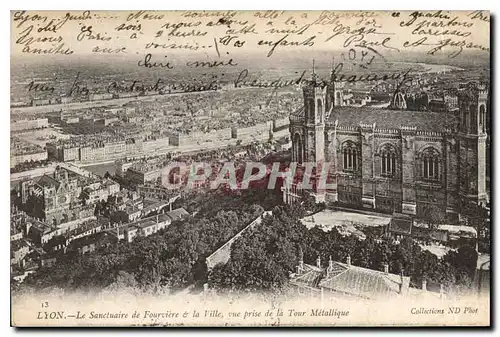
[422,279,427,291]
[384,263,389,274]
[316,256,321,269]
[297,248,304,275]
[346,255,351,266]
[327,256,334,277]
[399,270,410,296]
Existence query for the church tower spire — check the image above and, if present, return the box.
[327,57,336,115]
[311,59,318,85]
[326,56,343,116]
[301,59,326,203]
[303,60,326,127]
[457,82,488,207]
[330,57,335,83]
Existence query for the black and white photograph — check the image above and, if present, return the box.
[9,9,491,327]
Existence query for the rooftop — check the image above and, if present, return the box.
[329,106,458,132]
[129,162,163,174]
[165,208,190,221]
[124,213,172,232]
[291,105,458,132]
[290,258,428,300]
[11,239,29,251]
[290,263,324,288]
[36,174,60,190]
[318,261,404,299]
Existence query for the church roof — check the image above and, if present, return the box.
[290,105,458,132]
[329,106,457,132]
[36,175,60,190]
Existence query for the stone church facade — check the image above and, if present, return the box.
[288,68,488,222]
[21,167,94,226]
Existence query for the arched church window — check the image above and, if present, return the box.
[342,141,358,172]
[380,144,397,177]
[471,109,477,133]
[308,99,315,120]
[480,105,486,133]
[317,98,323,121]
[293,133,303,164]
[419,147,440,181]
[465,109,470,132]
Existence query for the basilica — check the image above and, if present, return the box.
[287,65,488,223]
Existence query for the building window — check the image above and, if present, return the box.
[293,133,303,164]
[422,157,439,179]
[465,109,470,131]
[308,99,315,121]
[342,142,358,172]
[317,98,323,122]
[471,110,477,133]
[419,147,440,181]
[380,145,397,177]
[480,105,486,133]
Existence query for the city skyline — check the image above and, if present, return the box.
[10,9,491,328]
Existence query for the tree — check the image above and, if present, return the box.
[413,250,439,284]
[420,204,447,229]
[93,202,102,217]
[208,207,308,292]
[20,191,480,296]
[443,244,478,278]
[461,201,490,253]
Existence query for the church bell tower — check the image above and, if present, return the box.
[457,82,488,207]
[303,60,326,164]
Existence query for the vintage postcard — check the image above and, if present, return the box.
[10,10,490,327]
